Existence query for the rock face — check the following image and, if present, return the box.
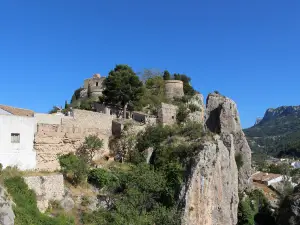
[205,93,252,191]
[277,185,300,225]
[24,174,65,212]
[181,93,252,225]
[188,93,205,124]
[181,137,239,225]
[0,185,15,225]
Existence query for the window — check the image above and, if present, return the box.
[11,133,20,143]
[96,82,98,86]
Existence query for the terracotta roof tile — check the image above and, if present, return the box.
[252,172,282,182]
[0,105,34,117]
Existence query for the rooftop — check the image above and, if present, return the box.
[0,105,34,117]
[252,172,282,182]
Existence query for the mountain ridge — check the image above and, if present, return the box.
[244,105,300,157]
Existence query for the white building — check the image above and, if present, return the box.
[0,105,36,170]
[291,161,300,169]
[252,171,283,186]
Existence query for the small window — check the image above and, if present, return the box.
[96,82,98,86]
[172,116,175,119]
[11,133,20,143]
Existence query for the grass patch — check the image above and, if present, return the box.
[4,176,74,225]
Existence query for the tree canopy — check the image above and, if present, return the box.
[102,65,143,118]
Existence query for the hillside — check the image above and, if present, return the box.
[244,106,300,158]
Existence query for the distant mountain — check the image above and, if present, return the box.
[244,106,300,158]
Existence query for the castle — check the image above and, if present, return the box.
[0,74,204,171]
[80,73,106,98]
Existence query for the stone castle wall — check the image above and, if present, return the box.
[34,110,113,171]
[34,123,110,171]
[158,103,178,125]
[165,80,184,100]
[63,109,113,134]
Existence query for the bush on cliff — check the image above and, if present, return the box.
[238,190,275,225]
[88,168,117,189]
[4,176,74,225]
[58,153,88,186]
[83,163,181,225]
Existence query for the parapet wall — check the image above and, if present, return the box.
[165,80,184,100]
[35,123,110,171]
[62,109,113,135]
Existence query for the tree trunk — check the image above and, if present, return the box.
[123,103,128,119]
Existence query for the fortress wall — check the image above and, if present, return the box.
[35,124,110,171]
[158,103,178,125]
[62,109,113,135]
[165,80,184,100]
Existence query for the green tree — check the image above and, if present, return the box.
[173,73,181,80]
[58,153,88,186]
[77,135,104,164]
[238,197,255,225]
[163,70,171,80]
[64,100,69,109]
[49,106,59,114]
[102,64,143,118]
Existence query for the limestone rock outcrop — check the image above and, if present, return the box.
[277,185,300,225]
[181,93,252,225]
[187,93,205,124]
[24,174,65,212]
[0,185,15,225]
[181,137,239,225]
[205,93,252,191]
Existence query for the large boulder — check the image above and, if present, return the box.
[277,185,300,225]
[0,185,15,225]
[205,93,252,191]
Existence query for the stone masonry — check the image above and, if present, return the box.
[34,109,114,171]
[165,80,184,100]
[157,103,178,125]
[34,124,109,171]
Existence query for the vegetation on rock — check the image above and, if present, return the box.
[4,176,74,225]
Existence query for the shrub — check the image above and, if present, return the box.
[0,163,2,173]
[81,196,90,207]
[235,153,244,171]
[188,103,201,112]
[58,153,88,186]
[176,105,189,124]
[4,176,74,225]
[88,168,116,189]
[77,135,104,164]
[179,122,203,140]
[238,197,255,225]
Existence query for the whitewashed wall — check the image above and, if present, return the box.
[0,108,12,115]
[266,176,283,186]
[0,115,36,170]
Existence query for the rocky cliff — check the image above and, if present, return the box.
[0,185,14,225]
[277,185,300,225]
[181,93,252,225]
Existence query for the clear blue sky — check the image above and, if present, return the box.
[1,0,299,128]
